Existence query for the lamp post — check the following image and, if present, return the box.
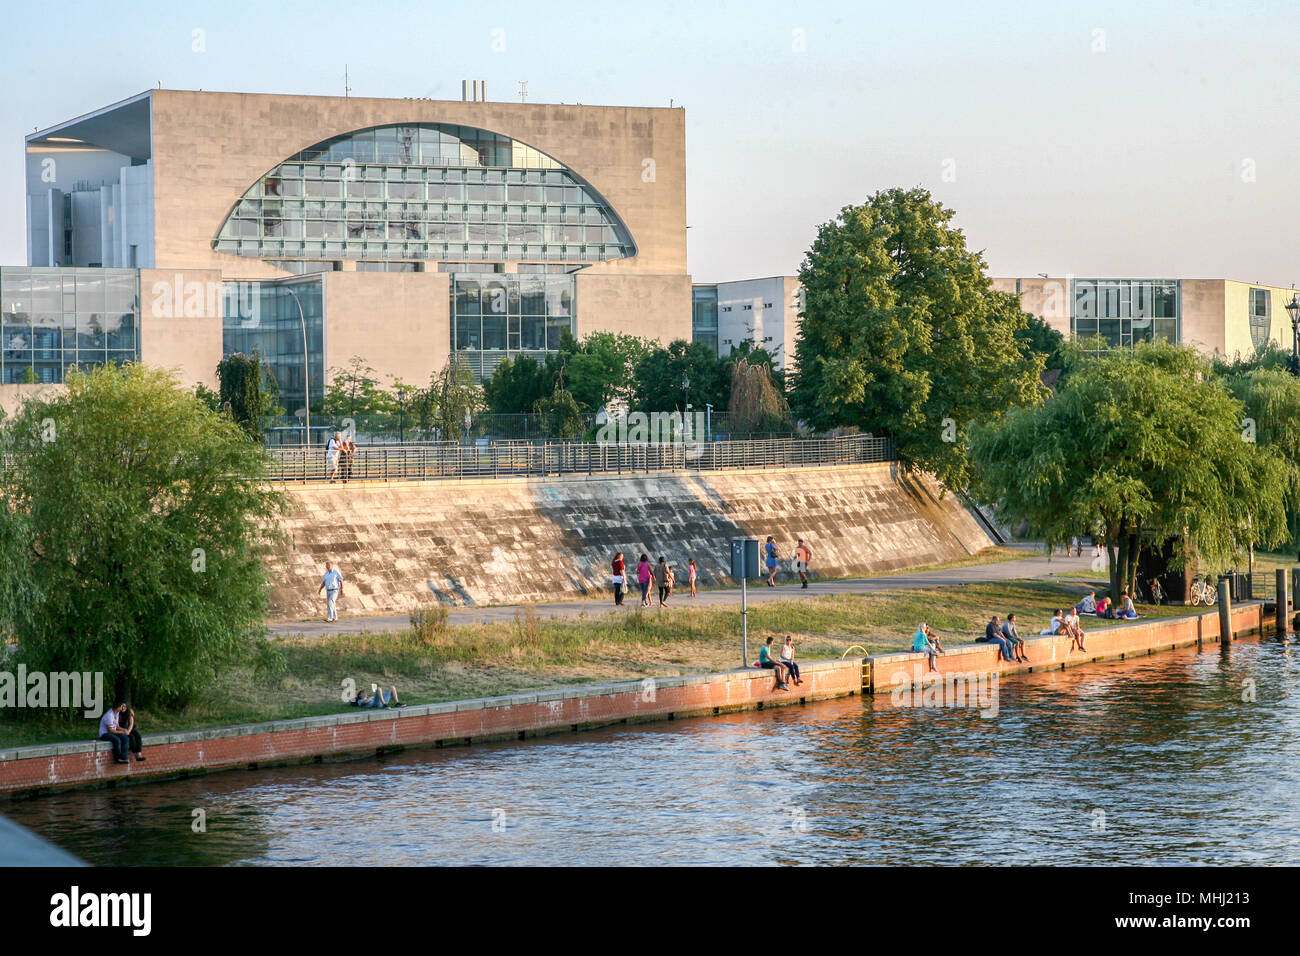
[1286,294,1300,377]
[284,285,311,446]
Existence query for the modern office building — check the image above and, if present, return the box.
[5,87,690,412]
[992,277,1299,358]
[690,276,803,370]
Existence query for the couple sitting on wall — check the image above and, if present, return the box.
[1076,590,1138,620]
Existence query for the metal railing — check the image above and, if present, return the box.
[268,434,895,483]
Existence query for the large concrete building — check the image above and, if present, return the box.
[5,87,690,418]
[691,276,803,371]
[991,276,1299,359]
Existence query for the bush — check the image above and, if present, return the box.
[409,604,449,644]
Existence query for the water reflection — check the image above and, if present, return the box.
[7,641,1299,866]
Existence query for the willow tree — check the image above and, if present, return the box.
[432,355,483,442]
[729,359,794,434]
[0,364,286,708]
[969,341,1288,598]
[790,187,1046,491]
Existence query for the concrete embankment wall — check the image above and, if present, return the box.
[0,604,1266,798]
[267,462,993,618]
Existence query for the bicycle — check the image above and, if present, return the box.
[1188,576,1217,606]
[1148,577,1165,606]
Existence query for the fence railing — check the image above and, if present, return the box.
[267,434,895,483]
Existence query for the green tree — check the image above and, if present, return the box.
[432,355,483,442]
[560,331,654,411]
[320,356,394,421]
[483,355,556,414]
[193,382,222,413]
[728,358,795,435]
[969,342,1288,599]
[535,385,586,439]
[217,351,279,438]
[790,187,1045,491]
[0,364,286,708]
[1016,313,1066,375]
[1224,366,1300,549]
[632,339,730,413]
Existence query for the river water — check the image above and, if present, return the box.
[8,639,1299,866]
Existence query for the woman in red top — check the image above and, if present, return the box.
[612,552,626,606]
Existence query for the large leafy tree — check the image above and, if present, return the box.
[560,331,654,412]
[0,364,285,708]
[969,342,1288,599]
[483,354,557,414]
[632,339,730,413]
[1224,366,1300,549]
[790,187,1045,491]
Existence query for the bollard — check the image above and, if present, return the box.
[1218,579,1233,644]
[1278,569,1289,637]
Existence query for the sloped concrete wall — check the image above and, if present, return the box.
[266,462,993,618]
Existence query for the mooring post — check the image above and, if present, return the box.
[1218,579,1233,644]
[1278,568,1289,637]
[1292,567,1300,631]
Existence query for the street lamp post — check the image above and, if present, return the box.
[1286,294,1300,377]
[284,286,311,446]
[396,386,406,443]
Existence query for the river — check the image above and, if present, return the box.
[7,639,1298,865]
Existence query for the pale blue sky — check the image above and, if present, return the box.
[4,0,1298,285]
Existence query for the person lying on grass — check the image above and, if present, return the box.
[353,684,404,708]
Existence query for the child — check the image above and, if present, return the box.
[665,564,676,604]
[688,558,698,598]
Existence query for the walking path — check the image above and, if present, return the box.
[269,548,1103,639]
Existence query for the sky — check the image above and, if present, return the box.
[3,0,1298,285]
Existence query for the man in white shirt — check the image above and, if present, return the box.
[97,702,132,764]
[326,432,342,483]
[318,561,344,622]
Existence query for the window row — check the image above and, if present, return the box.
[225,220,622,243]
[259,177,599,204]
[452,316,575,352]
[213,239,626,261]
[230,203,619,225]
[288,124,564,170]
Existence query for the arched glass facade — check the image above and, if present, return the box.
[213,124,637,265]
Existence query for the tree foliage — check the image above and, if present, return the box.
[729,359,795,435]
[0,364,286,709]
[632,339,730,413]
[217,351,279,437]
[483,354,557,414]
[789,187,1045,491]
[969,342,1288,598]
[558,331,654,412]
[320,355,393,420]
[432,355,483,442]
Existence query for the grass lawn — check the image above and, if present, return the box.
[1,577,1192,749]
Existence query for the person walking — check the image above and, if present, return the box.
[612,552,626,607]
[326,431,343,483]
[318,560,344,622]
[764,536,780,587]
[688,558,698,598]
[636,554,652,607]
[794,539,812,589]
[656,556,669,607]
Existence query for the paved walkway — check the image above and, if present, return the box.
[269,548,1104,639]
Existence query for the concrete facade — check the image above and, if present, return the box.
[19,88,692,398]
[694,275,803,370]
[265,462,993,618]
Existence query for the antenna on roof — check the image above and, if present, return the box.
[518,80,528,103]
[345,65,351,98]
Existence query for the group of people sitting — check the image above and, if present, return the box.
[1076,590,1139,620]
[756,635,802,690]
[911,588,1143,670]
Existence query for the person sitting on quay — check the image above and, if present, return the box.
[1095,595,1114,618]
[353,683,403,708]
[1065,606,1088,653]
[1041,608,1065,636]
[1002,612,1030,664]
[923,624,945,655]
[1076,590,1098,615]
[780,635,803,685]
[758,636,791,690]
[913,623,942,672]
[1118,592,1139,620]
[978,614,1019,663]
[97,700,145,764]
